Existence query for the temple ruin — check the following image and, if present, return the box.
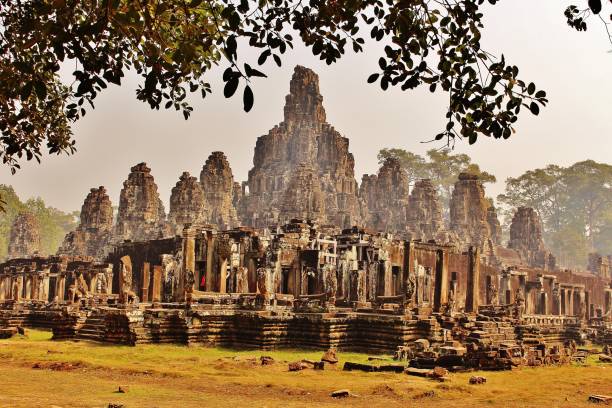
[1,66,610,361]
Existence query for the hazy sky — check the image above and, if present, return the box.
[1,1,610,213]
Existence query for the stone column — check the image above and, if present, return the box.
[433,248,449,312]
[403,241,414,301]
[465,246,480,313]
[181,225,196,297]
[141,262,150,302]
[205,232,215,292]
[151,265,162,303]
[219,258,228,293]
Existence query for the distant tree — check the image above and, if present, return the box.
[377,148,428,186]
[497,160,612,268]
[425,148,496,209]
[0,0,551,177]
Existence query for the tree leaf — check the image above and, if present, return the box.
[243,85,254,112]
[224,77,239,98]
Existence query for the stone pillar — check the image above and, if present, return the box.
[152,265,162,303]
[205,232,215,292]
[433,248,449,312]
[141,262,150,302]
[403,241,414,297]
[568,288,574,316]
[465,246,480,313]
[181,225,196,297]
[219,258,228,293]
[540,292,548,315]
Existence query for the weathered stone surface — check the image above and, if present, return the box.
[487,205,502,245]
[168,172,207,235]
[114,163,169,243]
[508,207,555,270]
[8,212,41,259]
[449,173,493,250]
[58,186,113,259]
[406,179,446,242]
[361,158,409,233]
[200,152,239,229]
[587,253,610,278]
[279,163,326,224]
[238,65,365,228]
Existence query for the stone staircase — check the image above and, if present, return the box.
[76,312,106,341]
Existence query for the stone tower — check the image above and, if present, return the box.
[58,186,114,259]
[360,158,410,233]
[508,207,555,270]
[8,212,41,259]
[114,162,169,242]
[405,179,446,242]
[449,173,493,250]
[238,65,365,228]
[168,172,208,235]
[200,152,239,229]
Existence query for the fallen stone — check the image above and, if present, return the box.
[260,356,275,365]
[288,361,308,372]
[413,390,436,399]
[314,361,325,370]
[108,404,125,408]
[116,386,129,393]
[17,326,27,336]
[599,354,612,363]
[0,327,17,339]
[588,395,612,404]
[431,366,449,379]
[322,348,338,364]
[469,376,487,385]
[405,367,433,377]
[343,362,378,372]
[330,389,351,398]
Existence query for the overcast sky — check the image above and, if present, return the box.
[0,0,610,213]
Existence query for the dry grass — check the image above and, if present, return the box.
[0,330,610,408]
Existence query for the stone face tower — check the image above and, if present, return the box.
[239,65,364,228]
[449,173,493,250]
[508,207,555,270]
[168,172,208,235]
[360,158,410,233]
[58,186,113,259]
[8,212,41,259]
[405,179,446,242]
[199,152,239,230]
[114,162,168,242]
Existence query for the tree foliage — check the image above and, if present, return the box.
[0,0,551,176]
[497,160,612,268]
[0,184,77,259]
[565,0,612,46]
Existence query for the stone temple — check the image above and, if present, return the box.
[0,66,610,366]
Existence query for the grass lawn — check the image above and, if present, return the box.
[0,330,610,408]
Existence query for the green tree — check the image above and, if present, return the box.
[497,160,612,269]
[377,149,428,186]
[0,0,551,177]
[425,148,496,210]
